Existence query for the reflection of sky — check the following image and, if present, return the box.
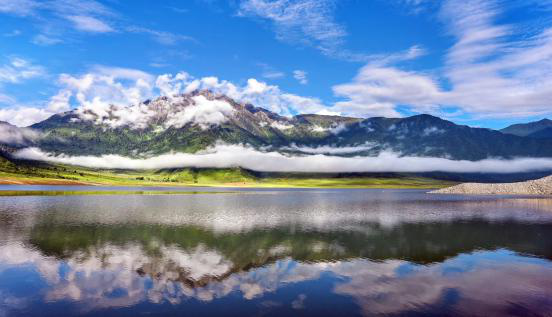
[1,242,552,316]
[2,191,552,235]
[1,191,552,316]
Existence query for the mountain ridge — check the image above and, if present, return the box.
[1,90,551,161]
[501,118,552,137]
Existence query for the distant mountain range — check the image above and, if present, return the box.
[1,90,552,162]
[500,119,552,138]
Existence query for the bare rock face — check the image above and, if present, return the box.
[432,175,552,195]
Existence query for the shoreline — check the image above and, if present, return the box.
[431,175,552,196]
[0,176,453,189]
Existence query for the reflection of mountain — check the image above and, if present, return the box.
[2,192,552,315]
[27,220,552,276]
[2,236,552,316]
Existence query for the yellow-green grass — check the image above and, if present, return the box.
[0,158,455,189]
[0,190,237,196]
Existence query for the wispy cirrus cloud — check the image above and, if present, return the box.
[0,56,55,126]
[31,34,63,46]
[0,0,195,45]
[0,57,46,83]
[238,0,366,61]
[65,15,114,33]
[238,0,346,48]
[257,63,285,79]
[293,70,307,85]
[237,0,427,63]
[0,0,117,43]
[126,26,195,45]
[332,0,552,119]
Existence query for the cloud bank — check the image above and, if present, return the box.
[0,123,40,145]
[14,144,552,173]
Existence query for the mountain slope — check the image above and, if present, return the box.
[323,114,552,160]
[527,127,552,139]
[31,90,360,156]
[500,119,552,137]
[14,90,552,161]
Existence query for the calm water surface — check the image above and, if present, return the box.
[1,186,552,316]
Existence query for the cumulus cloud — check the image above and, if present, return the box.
[332,65,442,118]
[149,74,327,116]
[0,86,70,127]
[14,144,552,173]
[0,63,331,127]
[0,106,61,127]
[165,95,234,129]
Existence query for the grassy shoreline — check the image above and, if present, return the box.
[0,157,456,189]
[0,172,455,189]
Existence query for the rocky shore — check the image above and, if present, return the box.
[431,175,552,195]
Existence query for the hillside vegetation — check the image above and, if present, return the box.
[0,155,453,188]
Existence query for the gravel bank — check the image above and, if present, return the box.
[431,175,552,195]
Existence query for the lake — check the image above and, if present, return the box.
[1,186,552,316]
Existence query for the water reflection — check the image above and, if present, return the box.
[1,189,552,316]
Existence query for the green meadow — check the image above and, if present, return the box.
[0,155,454,189]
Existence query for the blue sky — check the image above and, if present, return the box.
[1,0,552,129]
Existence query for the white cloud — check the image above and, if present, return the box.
[15,143,552,173]
[257,63,285,79]
[31,34,63,45]
[283,142,375,154]
[3,29,21,37]
[0,0,118,35]
[0,90,70,127]
[330,0,552,119]
[126,26,194,45]
[0,122,41,145]
[269,121,293,130]
[0,93,15,104]
[165,95,235,129]
[0,106,60,127]
[152,74,327,116]
[66,15,114,33]
[0,64,333,127]
[332,65,442,118]
[155,72,191,97]
[293,70,307,84]
[238,0,349,59]
[0,0,39,16]
[262,71,285,79]
[0,57,53,126]
[0,57,45,83]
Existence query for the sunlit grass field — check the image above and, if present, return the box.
[0,156,455,189]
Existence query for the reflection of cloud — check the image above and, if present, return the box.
[291,294,306,309]
[333,253,552,315]
[5,193,552,234]
[0,243,60,283]
[1,240,552,315]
